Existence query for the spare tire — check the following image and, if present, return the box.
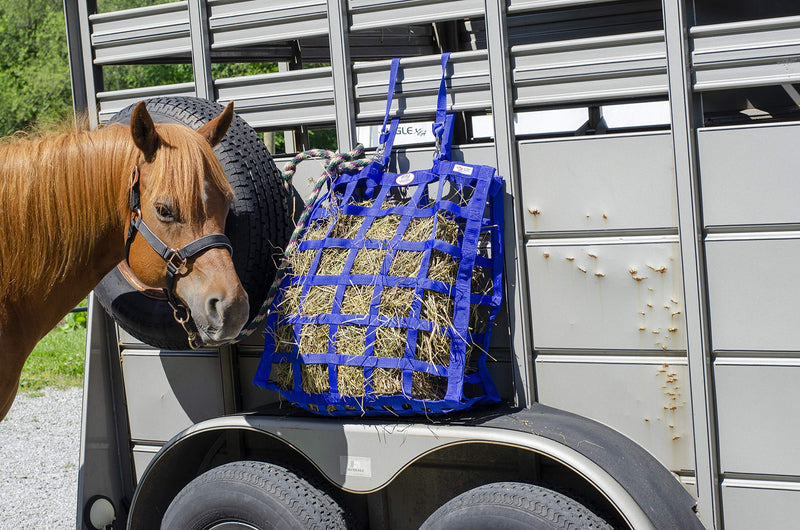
[95,96,291,350]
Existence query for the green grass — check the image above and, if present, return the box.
[18,315,87,395]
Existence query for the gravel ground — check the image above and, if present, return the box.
[0,387,82,530]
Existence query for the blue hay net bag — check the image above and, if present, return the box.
[254,53,505,416]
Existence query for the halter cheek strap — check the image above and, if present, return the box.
[126,166,234,348]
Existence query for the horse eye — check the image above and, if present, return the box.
[154,203,177,222]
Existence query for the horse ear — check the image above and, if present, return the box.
[130,101,159,161]
[197,102,234,147]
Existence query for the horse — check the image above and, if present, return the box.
[0,101,249,420]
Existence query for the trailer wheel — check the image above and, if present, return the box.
[96,96,290,350]
[161,461,349,530]
[420,482,613,530]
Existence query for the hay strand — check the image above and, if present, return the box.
[366,214,402,240]
[389,250,424,277]
[351,248,387,275]
[316,248,349,275]
[301,364,330,394]
[372,368,403,395]
[302,285,337,315]
[271,362,293,390]
[330,214,364,239]
[337,365,366,397]
[298,324,330,354]
[341,284,376,315]
[378,287,415,319]
[427,249,459,284]
[335,325,367,356]
[415,330,451,366]
[374,326,407,357]
[420,289,454,328]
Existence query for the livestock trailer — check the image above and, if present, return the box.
[65,0,800,528]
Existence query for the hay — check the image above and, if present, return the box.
[435,212,461,245]
[271,362,293,390]
[372,367,403,395]
[420,289,454,328]
[301,364,330,394]
[415,330,451,366]
[316,248,349,275]
[298,324,330,354]
[365,214,402,240]
[335,325,367,356]
[378,287,415,319]
[290,249,317,276]
[341,284,375,315]
[427,249,459,284]
[471,265,493,295]
[351,248,387,275]
[278,285,302,317]
[337,365,366,396]
[374,326,407,357]
[412,371,447,400]
[302,285,337,315]
[274,324,295,353]
[403,216,433,241]
[305,217,332,240]
[330,214,364,239]
[389,250,424,277]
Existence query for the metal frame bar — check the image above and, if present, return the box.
[76,0,101,128]
[188,0,213,100]
[484,0,536,408]
[327,0,356,151]
[661,0,721,527]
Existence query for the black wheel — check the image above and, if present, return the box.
[161,461,350,530]
[95,96,291,350]
[421,482,614,530]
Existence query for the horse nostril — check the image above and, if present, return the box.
[206,296,224,327]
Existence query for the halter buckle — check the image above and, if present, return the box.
[171,304,201,350]
[166,250,188,276]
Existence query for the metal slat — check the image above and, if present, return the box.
[353,52,491,122]
[692,15,800,91]
[215,68,335,129]
[90,2,191,64]
[208,0,329,50]
[512,30,668,106]
[97,83,197,122]
[349,0,484,31]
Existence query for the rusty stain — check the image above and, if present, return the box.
[543,252,550,259]
[639,326,647,331]
[644,418,650,422]
[595,272,605,278]
[629,267,638,275]
[527,206,540,215]
[586,214,590,219]
[633,275,648,282]
[602,213,608,220]
[648,287,655,292]
[660,344,668,351]
[662,363,670,369]
[651,329,661,334]
[670,298,679,304]
[668,327,678,333]
[672,435,680,441]
[671,311,681,317]
[669,424,674,429]
[566,256,575,262]
[577,266,587,273]
[664,304,671,309]
[587,251,598,259]
[639,311,646,316]
[647,264,667,273]
[647,303,654,308]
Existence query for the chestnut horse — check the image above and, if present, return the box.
[0,101,249,419]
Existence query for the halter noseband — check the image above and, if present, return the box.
[125,166,233,348]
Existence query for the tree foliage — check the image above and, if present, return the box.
[0,0,73,135]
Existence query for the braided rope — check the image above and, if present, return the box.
[191,144,372,348]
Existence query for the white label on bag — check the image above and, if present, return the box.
[340,456,372,477]
[453,164,474,175]
[396,173,414,185]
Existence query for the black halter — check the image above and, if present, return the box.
[125,166,233,347]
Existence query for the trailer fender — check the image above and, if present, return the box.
[128,404,701,529]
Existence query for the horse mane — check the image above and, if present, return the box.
[0,120,234,298]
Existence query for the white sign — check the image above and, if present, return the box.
[340,455,372,478]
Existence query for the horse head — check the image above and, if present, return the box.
[125,101,249,346]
